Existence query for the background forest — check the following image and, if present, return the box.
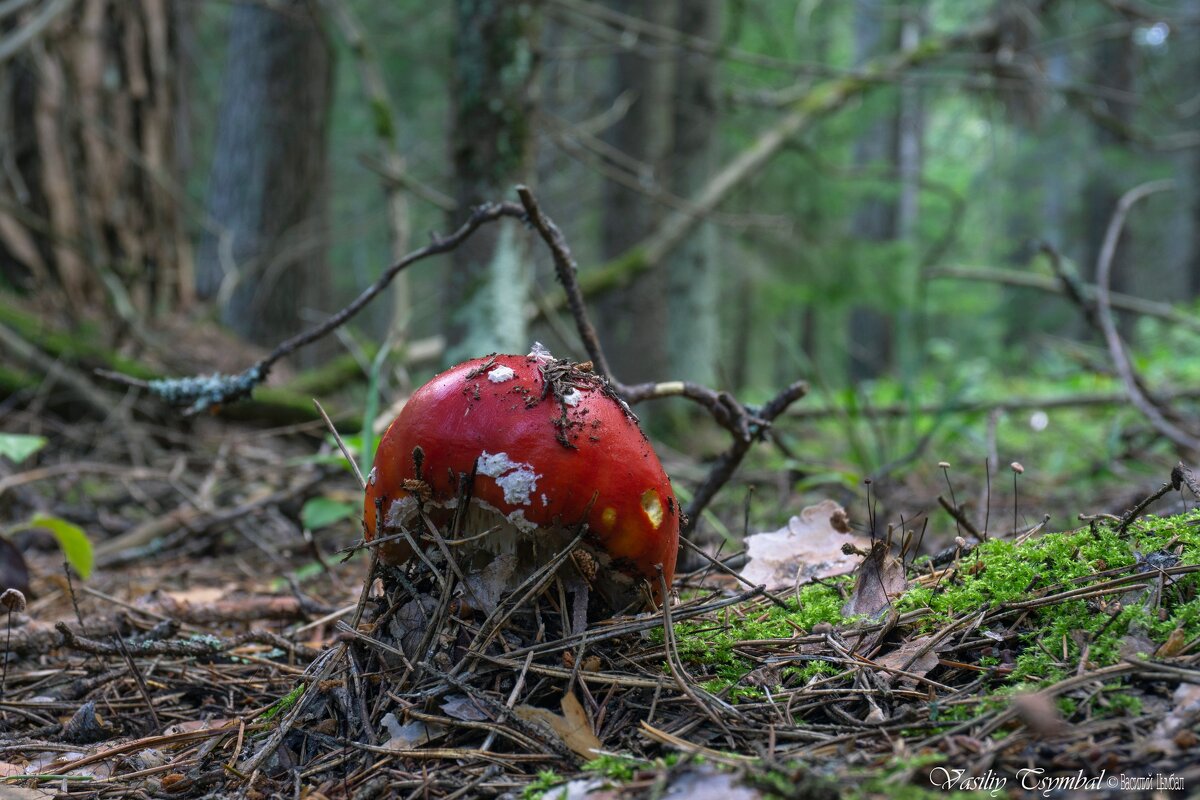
[4,2,1200,797]
[4,0,1200,561]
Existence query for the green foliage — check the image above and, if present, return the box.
[582,753,642,782]
[6,513,95,579]
[521,770,563,800]
[898,511,1200,686]
[0,433,47,465]
[257,683,307,724]
[668,511,1199,712]
[300,497,359,531]
[663,580,851,698]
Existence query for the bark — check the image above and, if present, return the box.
[1081,22,1136,297]
[320,0,411,332]
[446,0,539,360]
[1186,0,1200,300]
[665,0,720,387]
[847,0,897,382]
[597,0,675,384]
[0,0,192,321]
[195,0,334,355]
[847,0,924,382]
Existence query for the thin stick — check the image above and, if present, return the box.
[678,535,788,609]
[112,635,162,732]
[982,458,991,541]
[658,572,735,739]
[940,462,961,538]
[314,398,366,490]
[1092,179,1200,452]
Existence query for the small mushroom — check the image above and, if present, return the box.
[364,347,679,617]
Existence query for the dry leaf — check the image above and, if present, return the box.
[1011,692,1066,738]
[740,501,870,590]
[514,692,601,759]
[381,713,444,749]
[1155,626,1188,657]
[874,636,938,686]
[841,541,907,618]
[0,788,55,800]
[162,719,233,736]
[441,694,488,722]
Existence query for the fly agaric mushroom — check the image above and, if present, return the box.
[363,346,679,618]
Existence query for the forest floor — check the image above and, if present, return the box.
[1,408,1199,800]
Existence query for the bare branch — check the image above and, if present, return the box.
[1092,180,1200,453]
[0,0,73,64]
[99,202,526,413]
[927,264,1200,333]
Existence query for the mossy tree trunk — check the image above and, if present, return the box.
[0,0,193,322]
[446,0,539,361]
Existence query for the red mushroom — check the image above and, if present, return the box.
[363,346,679,617]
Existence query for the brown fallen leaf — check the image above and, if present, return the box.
[1011,692,1066,738]
[874,636,938,687]
[841,541,907,618]
[0,787,55,800]
[1155,626,1188,657]
[515,692,601,759]
[740,501,871,591]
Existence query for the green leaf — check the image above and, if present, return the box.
[14,513,94,579]
[300,497,358,531]
[0,433,47,465]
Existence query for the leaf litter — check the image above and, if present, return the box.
[2,426,1199,798]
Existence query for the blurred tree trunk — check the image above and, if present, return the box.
[893,2,923,377]
[597,0,675,385]
[1185,0,1200,300]
[666,0,720,387]
[195,0,334,356]
[1081,20,1136,297]
[847,0,897,382]
[846,0,923,382]
[445,0,539,361]
[0,0,192,322]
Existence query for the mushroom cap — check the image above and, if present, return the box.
[363,352,679,589]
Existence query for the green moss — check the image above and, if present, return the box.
[370,98,395,141]
[899,511,1200,685]
[256,682,306,723]
[661,580,852,700]
[521,770,563,800]
[582,754,642,782]
[669,511,1199,717]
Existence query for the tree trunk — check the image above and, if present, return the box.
[0,0,192,322]
[597,0,675,385]
[847,0,924,382]
[847,0,897,382]
[1082,22,1136,297]
[893,2,923,377]
[195,0,334,356]
[1184,0,1200,300]
[445,0,539,361]
[665,0,720,387]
